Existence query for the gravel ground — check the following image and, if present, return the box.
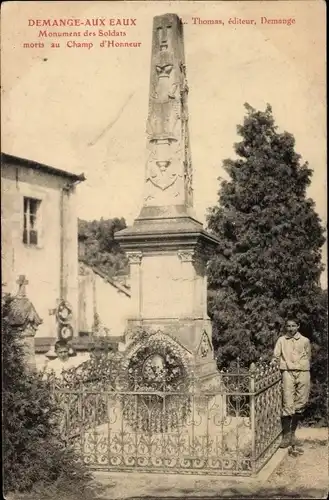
[264,439,328,498]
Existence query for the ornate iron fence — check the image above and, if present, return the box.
[49,357,281,476]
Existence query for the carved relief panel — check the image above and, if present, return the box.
[197,331,213,358]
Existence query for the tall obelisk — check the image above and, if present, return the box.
[115,14,220,373]
[140,13,193,219]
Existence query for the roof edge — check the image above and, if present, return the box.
[1,152,86,183]
[34,335,124,353]
[79,261,131,297]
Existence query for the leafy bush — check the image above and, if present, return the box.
[2,293,101,497]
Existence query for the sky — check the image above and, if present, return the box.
[1,0,327,285]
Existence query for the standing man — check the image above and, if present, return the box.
[272,318,311,454]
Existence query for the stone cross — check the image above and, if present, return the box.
[16,275,29,297]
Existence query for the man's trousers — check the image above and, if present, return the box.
[281,370,310,416]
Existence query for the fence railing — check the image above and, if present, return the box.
[49,358,282,476]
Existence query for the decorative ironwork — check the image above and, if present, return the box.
[250,361,282,473]
[48,355,282,476]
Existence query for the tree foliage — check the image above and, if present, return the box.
[2,293,96,495]
[206,104,327,423]
[78,217,128,277]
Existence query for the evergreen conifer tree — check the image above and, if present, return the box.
[207,104,327,422]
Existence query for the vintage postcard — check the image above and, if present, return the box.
[1,1,327,499]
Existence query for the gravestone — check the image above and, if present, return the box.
[5,275,42,369]
[115,13,222,392]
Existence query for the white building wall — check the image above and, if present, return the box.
[78,263,131,337]
[1,162,79,338]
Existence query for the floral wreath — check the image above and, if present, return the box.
[56,300,73,325]
[128,339,189,390]
[122,335,193,432]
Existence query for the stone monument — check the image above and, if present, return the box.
[5,275,42,369]
[115,13,221,389]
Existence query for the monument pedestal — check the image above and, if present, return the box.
[116,217,222,393]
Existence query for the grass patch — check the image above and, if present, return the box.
[6,476,106,500]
